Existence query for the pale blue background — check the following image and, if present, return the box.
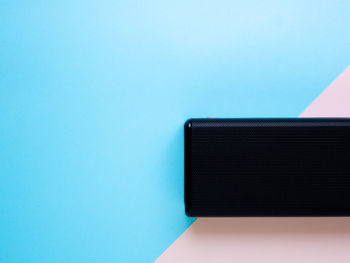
[0,0,349,262]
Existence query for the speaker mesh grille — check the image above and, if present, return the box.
[185,118,350,217]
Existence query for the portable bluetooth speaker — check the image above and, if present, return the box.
[184,118,350,217]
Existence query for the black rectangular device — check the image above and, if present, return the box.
[185,118,350,217]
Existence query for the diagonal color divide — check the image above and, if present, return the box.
[300,66,350,117]
[156,66,350,263]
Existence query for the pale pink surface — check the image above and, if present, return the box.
[156,66,350,263]
[157,218,350,263]
[300,66,350,117]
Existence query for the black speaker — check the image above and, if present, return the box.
[185,118,350,217]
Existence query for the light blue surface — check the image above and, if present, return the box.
[0,0,349,262]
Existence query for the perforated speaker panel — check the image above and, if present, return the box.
[185,118,350,217]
